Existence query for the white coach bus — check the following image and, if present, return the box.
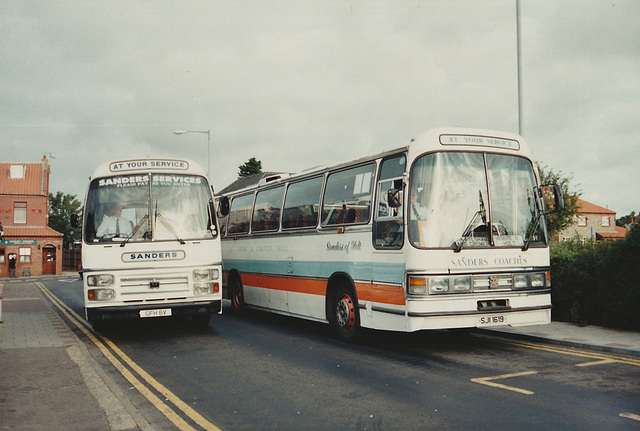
[218,128,563,341]
[74,158,227,328]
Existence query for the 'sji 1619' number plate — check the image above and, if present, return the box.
[140,309,172,318]
[477,314,507,326]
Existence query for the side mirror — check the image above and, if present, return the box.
[553,184,565,211]
[71,213,79,228]
[218,196,230,217]
[387,189,402,208]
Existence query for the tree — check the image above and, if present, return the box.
[238,157,262,178]
[537,163,582,239]
[49,191,82,248]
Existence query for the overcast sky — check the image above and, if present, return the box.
[2,0,639,216]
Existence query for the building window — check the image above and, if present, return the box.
[19,247,31,263]
[580,237,586,245]
[577,216,587,226]
[14,202,27,224]
[602,216,610,227]
[9,165,26,179]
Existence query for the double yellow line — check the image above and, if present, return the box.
[36,282,222,431]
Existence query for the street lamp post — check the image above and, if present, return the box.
[173,129,211,178]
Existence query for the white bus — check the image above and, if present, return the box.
[218,128,563,341]
[74,158,226,328]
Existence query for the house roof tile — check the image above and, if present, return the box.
[0,161,48,196]
[577,199,616,215]
[2,226,63,238]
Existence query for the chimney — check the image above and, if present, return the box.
[41,155,51,197]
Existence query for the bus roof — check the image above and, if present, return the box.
[218,127,530,196]
[89,158,207,179]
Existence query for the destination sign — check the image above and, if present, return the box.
[439,134,520,150]
[109,159,189,172]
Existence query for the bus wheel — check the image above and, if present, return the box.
[230,274,245,312]
[332,286,360,342]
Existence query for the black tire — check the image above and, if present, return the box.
[330,285,361,342]
[229,273,245,312]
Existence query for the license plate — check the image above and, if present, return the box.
[477,314,507,326]
[140,308,172,318]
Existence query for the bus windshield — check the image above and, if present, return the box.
[409,152,546,249]
[84,173,217,243]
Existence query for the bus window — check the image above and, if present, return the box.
[374,155,406,248]
[252,186,284,232]
[227,193,254,234]
[322,164,375,226]
[282,176,323,229]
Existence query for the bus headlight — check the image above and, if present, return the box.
[512,272,548,290]
[452,276,472,292]
[428,277,450,294]
[531,273,546,288]
[193,269,220,281]
[87,274,114,287]
[513,274,528,289]
[194,282,220,295]
[87,288,115,301]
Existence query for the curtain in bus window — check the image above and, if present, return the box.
[252,186,284,232]
[282,177,322,229]
[409,152,488,248]
[486,154,543,247]
[322,164,375,225]
[227,194,254,234]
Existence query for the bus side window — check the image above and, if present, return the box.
[282,176,323,230]
[252,186,284,232]
[227,194,254,234]
[322,164,375,226]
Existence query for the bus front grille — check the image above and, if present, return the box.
[119,275,189,297]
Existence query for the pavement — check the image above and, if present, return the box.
[1,275,639,430]
[0,276,150,431]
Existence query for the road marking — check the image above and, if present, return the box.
[471,371,537,395]
[481,336,640,368]
[36,282,221,431]
[620,412,640,422]
[575,359,617,367]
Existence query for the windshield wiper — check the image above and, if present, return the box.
[454,191,488,253]
[155,203,185,244]
[120,214,149,247]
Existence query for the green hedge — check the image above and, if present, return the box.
[550,224,640,331]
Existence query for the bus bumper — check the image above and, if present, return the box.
[85,300,221,323]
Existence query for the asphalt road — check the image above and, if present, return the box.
[44,277,640,431]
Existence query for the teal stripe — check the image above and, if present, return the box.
[223,259,405,284]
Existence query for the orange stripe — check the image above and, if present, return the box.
[239,273,406,306]
[356,282,406,306]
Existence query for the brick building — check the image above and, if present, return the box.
[0,156,63,277]
[556,198,629,244]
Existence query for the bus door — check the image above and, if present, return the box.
[371,155,407,312]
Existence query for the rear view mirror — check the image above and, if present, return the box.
[553,184,565,211]
[218,196,230,217]
[71,213,79,228]
[387,189,402,208]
